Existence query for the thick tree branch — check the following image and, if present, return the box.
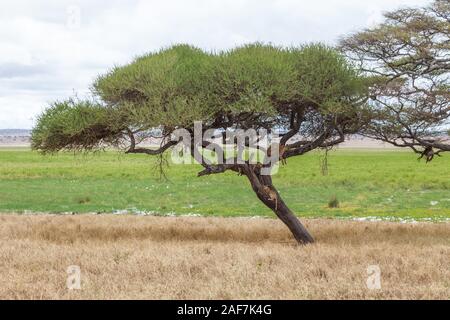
[197,163,241,177]
[125,134,179,155]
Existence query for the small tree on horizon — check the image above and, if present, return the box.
[31,44,368,244]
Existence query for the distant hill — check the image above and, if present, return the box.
[0,129,31,136]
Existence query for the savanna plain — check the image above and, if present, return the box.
[0,148,449,299]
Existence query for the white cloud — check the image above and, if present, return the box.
[0,0,431,128]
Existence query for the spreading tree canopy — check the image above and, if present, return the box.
[32,44,368,244]
[341,0,450,161]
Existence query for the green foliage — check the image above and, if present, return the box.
[215,43,294,115]
[93,44,217,128]
[33,43,367,153]
[31,98,124,153]
[290,44,365,113]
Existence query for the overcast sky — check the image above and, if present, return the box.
[0,0,431,129]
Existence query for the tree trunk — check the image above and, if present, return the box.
[245,170,314,244]
[258,189,314,244]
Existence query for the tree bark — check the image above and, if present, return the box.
[257,188,314,244]
[245,169,314,244]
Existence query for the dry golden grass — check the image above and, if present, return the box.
[0,214,448,300]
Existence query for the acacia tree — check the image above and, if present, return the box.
[341,0,450,161]
[32,44,367,244]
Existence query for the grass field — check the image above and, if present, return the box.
[1,148,449,300]
[0,214,448,299]
[0,148,449,220]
